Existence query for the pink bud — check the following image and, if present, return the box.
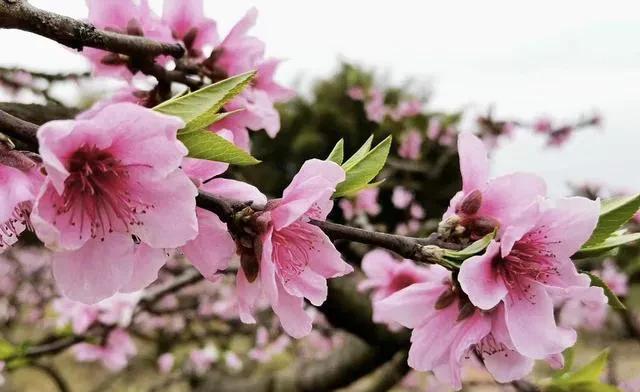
[459,189,482,215]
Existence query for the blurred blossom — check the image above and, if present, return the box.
[533,117,553,134]
[410,203,425,219]
[391,99,422,121]
[392,186,414,209]
[224,352,243,371]
[365,89,386,123]
[189,345,219,375]
[347,86,366,101]
[598,260,628,296]
[73,329,137,372]
[157,352,175,374]
[398,129,423,160]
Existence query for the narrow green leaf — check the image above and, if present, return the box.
[564,350,609,384]
[585,194,640,246]
[547,351,619,392]
[574,233,640,259]
[587,273,626,310]
[335,136,391,197]
[0,339,15,360]
[154,71,256,133]
[326,139,345,165]
[342,135,373,171]
[444,231,495,261]
[178,129,260,166]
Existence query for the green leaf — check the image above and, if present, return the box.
[334,136,391,197]
[154,71,256,133]
[584,194,640,246]
[178,129,260,166]
[0,338,16,360]
[574,233,640,259]
[587,272,626,310]
[342,135,373,171]
[326,139,345,165]
[546,351,620,392]
[444,231,495,261]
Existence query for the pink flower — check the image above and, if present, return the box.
[365,89,387,123]
[358,249,433,325]
[180,148,267,282]
[73,328,137,371]
[189,345,219,375]
[391,99,422,121]
[214,89,281,143]
[533,117,553,134]
[53,297,99,334]
[443,133,546,239]
[84,0,174,79]
[377,267,534,389]
[224,352,243,371]
[558,293,608,331]
[214,8,264,77]
[458,197,606,359]
[237,159,353,338]
[340,188,381,219]
[398,129,423,160]
[598,260,628,296]
[157,352,175,374]
[347,86,366,101]
[392,186,414,209]
[32,103,198,303]
[410,203,425,219]
[254,59,295,104]
[77,86,148,120]
[162,0,218,56]
[0,157,43,253]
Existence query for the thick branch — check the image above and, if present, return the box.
[0,102,78,125]
[0,107,39,148]
[0,0,184,58]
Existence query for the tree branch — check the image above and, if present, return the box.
[0,107,39,149]
[0,0,184,58]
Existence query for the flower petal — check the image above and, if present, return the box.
[52,235,135,304]
[182,209,235,281]
[120,245,168,292]
[459,241,508,310]
[272,281,312,338]
[457,133,490,194]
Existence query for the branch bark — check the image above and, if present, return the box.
[0,0,184,58]
[0,107,39,149]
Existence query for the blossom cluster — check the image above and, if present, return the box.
[360,133,607,389]
[82,0,293,150]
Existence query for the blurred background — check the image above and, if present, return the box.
[2,0,639,195]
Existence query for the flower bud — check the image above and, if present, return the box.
[240,251,260,283]
[459,189,482,215]
[467,216,499,238]
[183,27,199,50]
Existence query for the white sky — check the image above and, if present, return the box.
[2,0,639,196]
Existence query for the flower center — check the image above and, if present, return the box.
[388,272,419,292]
[57,145,151,241]
[493,230,560,300]
[271,220,317,282]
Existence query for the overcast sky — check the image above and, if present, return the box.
[2,0,639,196]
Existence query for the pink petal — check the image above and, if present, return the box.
[259,227,279,304]
[505,281,577,359]
[182,209,235,280]
[98,103,187,179]
[375,281,449,329]
[272,281,312,338]
[182,157,229,185]
[305,224,353,278]
[458,241,508,310]
[86,0,137,28]
[283,268,327,306]
[500,202,541,256]
[479,172,547,231]
[360,249,397,280]
[534,197,600,259]
[52,235,135,304]
[129,168,198,249]
[0,165,34,223]
[162,0,204,37]
[120,245,168,292]
[484,347,534,383]
[200,178,267,207]
[271,159,345,229]
[457,133,490,194]
[236,267,260,324]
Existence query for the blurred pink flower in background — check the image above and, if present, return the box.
[73,328,137,371]
[398,129,423,160]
